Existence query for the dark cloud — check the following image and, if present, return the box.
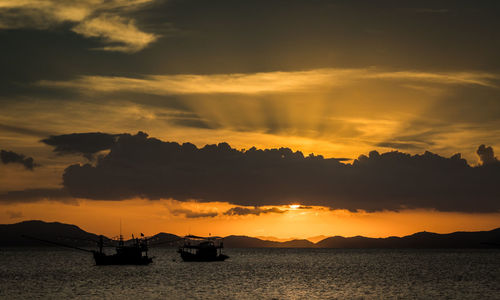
[223,207,285,216]
[0,150,37,170]
[41,132,121,159]
[170,208,218,218]
[477,144,498,165]
[59,132,500,213]
[0,188,71,203]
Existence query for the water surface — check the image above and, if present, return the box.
[1,248,498,299]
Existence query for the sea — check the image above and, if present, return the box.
[0,248,499,299]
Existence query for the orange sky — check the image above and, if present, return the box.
[1,1,500,240]
[2,199,498,240]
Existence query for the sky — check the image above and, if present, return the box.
[0,0,499,239]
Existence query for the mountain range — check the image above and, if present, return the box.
[1,220,499,249]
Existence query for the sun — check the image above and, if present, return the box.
[289,204,301,210]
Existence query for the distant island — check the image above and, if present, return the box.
[1,220,499,249]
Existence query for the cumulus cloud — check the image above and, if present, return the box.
[50,132,500,213]
[0,149,37,170]
[223,206,285,216]
[41,132,120,159]
[38,68,499,95]
[0,0,158,52]
[477,144,498,165]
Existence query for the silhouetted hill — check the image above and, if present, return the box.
[223,235,278,247]
[307,235,328,243]
[0,220,105,247]
[316,228,500,248]
[281,239,315,248]
[255,236,295,242]
[223,235,314,248]
[1,221,499,248]
[147,232,182,247]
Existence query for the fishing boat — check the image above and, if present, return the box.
[93,234,153,265]
[23,233,153,265]
[178,235,229,262]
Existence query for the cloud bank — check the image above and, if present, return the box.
[38,69,499,95]
[40,132,500,213]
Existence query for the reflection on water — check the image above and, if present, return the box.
[1,248,499,299]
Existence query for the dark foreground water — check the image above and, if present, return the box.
[1,248,499,299]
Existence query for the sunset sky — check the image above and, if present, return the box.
[1,0,499,239]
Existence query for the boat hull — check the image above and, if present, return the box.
[179,250,229,262]
[93,252,153,265]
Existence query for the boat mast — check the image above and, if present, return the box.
[119,218,124,246]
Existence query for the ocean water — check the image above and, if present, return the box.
[0,248,499,299]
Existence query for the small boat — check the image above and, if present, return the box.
[178,235,229,262]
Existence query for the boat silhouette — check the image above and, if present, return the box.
[22,234,153,265]
[93,234,153,265]
[178,235,229,262]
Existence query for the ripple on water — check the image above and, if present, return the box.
[0,248,499,299]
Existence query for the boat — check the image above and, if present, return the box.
[23,233,153,265]
[177,235,229,262]
[93,234,153,265]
